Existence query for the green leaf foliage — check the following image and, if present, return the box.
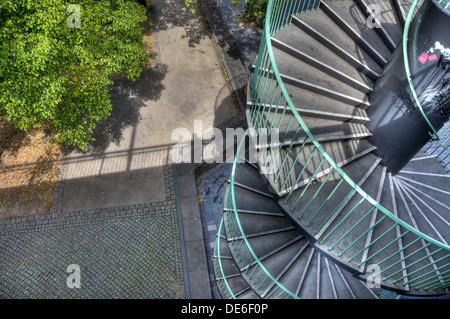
[241,0,268,28]
[0,0,148,150]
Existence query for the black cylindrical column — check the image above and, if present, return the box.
[366,0,450,174]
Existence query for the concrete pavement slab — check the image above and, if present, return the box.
[60,0,241,214]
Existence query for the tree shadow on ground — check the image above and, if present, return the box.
[150,0,210,48]
[67,62,168,155]
[173,75,245,172]
[0,121,29,160]
[0,119,63,217]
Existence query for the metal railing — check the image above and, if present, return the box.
[214,218,237,299]
[246,0,449,293]
[222,131,300,299]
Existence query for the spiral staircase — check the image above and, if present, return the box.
[213,0,449,299]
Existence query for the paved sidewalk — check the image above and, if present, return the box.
[0,165,184,298]
[0,0,243,299]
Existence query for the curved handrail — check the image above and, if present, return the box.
[244,0,450,292]
[402,0,439,139]
[262,0,450,251]
[225,129,300,299]
[214,218,236,299]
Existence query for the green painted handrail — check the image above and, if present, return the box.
[217,0,450,299]
[261,0,449,251]
[402,0,439,140]
[214,218,236,299]
[226,130,300,299]
[244,0,450,293]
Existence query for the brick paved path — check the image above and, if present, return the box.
[0,164,185,298]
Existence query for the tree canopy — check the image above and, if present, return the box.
[0,0,148,149]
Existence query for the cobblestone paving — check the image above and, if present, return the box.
[0,163,186,299]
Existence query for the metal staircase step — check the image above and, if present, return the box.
[235,230,302,268]
[231,183,280,213]
[264,241,327,299]
[219,163,380,298]
[232,160,274,195]
[356,0,404,48]
[235,0,449,297]
[278,69,371,108]
[320,1,390,66]
[249,65,371,107]
[394,177,449,246]
[397,169,450,191]
[269,242,313,298]
[247,73,372,123]
[318,256,340,298]
[272,20,376,85]
[330,260,380,298]
[228,225,298,242]
[247,108,372,150]
[393,0,425,27]
[386,176,450,295]
[276,154,414,293]
[393,0,408,26]
[395,175,450,238]
[354,170,409,286]
[247,100,371,124]
[313,163,386,263]
[242,236,306,296]
[215,236,241,276]
[272,38,373,94]
[397,152,450,245]
[291,9,382,79]
[262,138,377,196]
[214,223,260,299]
[278,153,382,244]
